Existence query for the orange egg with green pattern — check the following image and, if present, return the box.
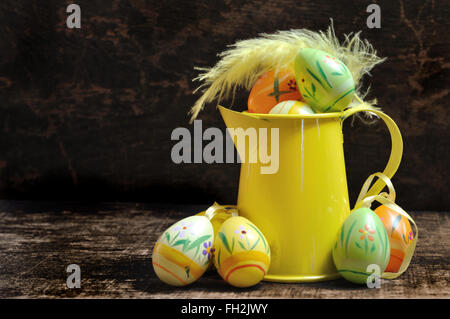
[214,216,271,288]
[375,205,414,273]
[152,216,214,286]
[248,69,302,114]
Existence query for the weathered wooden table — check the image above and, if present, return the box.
[0,201,448,298]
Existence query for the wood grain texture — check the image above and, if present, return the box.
[0,0,448,210]
[0,200,448,298]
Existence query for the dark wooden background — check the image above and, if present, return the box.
[0,0,448,210]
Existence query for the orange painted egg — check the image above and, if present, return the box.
[375,205,414,273]
[248,69,302,114]
[214,216,270,288]
[269,100,315,115]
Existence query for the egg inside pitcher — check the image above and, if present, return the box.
[247,48,355,114]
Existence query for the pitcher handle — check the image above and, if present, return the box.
[341,106,403,209]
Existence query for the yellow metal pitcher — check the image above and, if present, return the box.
[219,105,403,282]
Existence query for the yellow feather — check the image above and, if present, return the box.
[190,22,385,122]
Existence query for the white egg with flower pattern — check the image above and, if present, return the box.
[152,215,214,286]
[269,100,315,115]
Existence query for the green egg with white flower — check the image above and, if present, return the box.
[294,48,355,113]
[332,207,390,284]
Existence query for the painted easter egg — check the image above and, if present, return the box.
[152,215,214,286]
[214,216,270,287]
[248,69,302,114]
[375,205,414,273]
[294,48,355,113]
[269,100,315,115]
[332,207,390,284]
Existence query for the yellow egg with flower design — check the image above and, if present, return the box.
[214,216,270,287]
[152,215,214,286]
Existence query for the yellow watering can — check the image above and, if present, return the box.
[219,105,403,282]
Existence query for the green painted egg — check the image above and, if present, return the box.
[294,48,355,113]
[332,207,390,284]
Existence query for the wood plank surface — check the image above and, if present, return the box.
[0,201,448,298]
